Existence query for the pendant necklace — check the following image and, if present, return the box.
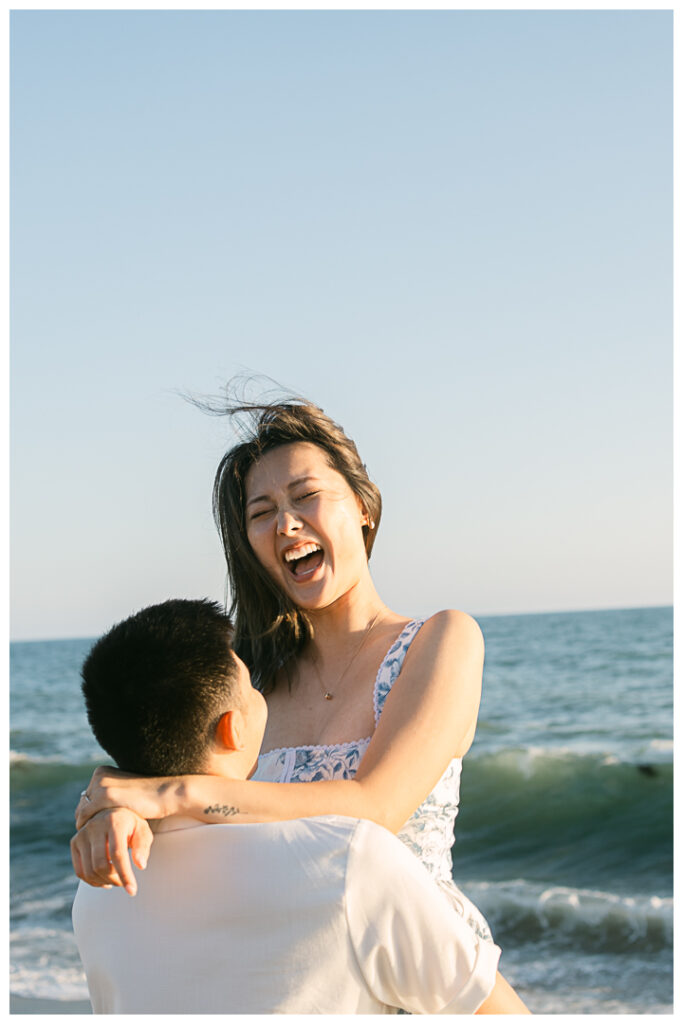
[312,610,383,700]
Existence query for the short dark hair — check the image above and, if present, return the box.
[81,599,240,775]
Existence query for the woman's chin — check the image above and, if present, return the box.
[289,578,352,614]
[277,560,367,612]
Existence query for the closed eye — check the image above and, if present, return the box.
[248,491,319,521]
[249,507,274,521]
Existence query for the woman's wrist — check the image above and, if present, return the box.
[171,774,219,820]
[161,775,197,818]
[180,774,251,823]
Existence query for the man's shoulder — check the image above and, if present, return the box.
[74,816,378,917]
[154,815,402,886]
[155,814,366,844]
[255,815,399,857]
[152,814,376,868]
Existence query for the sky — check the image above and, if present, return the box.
[9,8,673,641]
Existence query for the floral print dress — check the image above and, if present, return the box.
[253,619,493,942]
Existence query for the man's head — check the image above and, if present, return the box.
[81,598,267,778]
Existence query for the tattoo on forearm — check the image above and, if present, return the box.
[203,804,240,818]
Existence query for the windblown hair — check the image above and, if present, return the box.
[210,394,382,694]
[81,599,240,775]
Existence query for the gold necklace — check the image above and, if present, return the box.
[311,610,383,700]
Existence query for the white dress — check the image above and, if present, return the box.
[253,619,493,942]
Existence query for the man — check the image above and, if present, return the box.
[72,598,528,1014]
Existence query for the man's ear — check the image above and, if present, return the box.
[215,709,245,752]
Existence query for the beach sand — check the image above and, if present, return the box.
[10,996,92,1014]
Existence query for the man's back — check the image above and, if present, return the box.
[73,815,499,1014]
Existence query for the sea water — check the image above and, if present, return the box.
[10,606,673,1013]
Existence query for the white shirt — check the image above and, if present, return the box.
[72,815,500,1014]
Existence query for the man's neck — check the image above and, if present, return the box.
[202,752,252,782]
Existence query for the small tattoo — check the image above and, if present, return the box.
[203,804,240,818]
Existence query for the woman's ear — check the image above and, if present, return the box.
[215,709,246,752]
[359,505,375,530]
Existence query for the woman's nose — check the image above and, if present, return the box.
[276,507,302,534]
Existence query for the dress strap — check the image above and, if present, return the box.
[373,619,426,727]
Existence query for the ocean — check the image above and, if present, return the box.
[10,605,673,1014]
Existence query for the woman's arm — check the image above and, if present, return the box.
[74,610,484,886]
[476,973,531,1014]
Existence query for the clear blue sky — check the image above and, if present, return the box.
[10,9,672,640]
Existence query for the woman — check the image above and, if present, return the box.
[73,395,492,941]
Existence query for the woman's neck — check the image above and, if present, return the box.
[306,586,384,647]
[302,583,410,668]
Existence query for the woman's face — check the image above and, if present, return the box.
[244,442,370,611]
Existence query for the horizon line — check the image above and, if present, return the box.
[9,601,673,645]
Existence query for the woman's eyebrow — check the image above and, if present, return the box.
[287,475,319,490]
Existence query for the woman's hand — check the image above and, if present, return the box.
[75,765,189,829]
[70,808,153,896]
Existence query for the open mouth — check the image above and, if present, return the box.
[283,542,324,578]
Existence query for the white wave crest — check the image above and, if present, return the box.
[465,877,672,939]
[10,925,88,1001]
